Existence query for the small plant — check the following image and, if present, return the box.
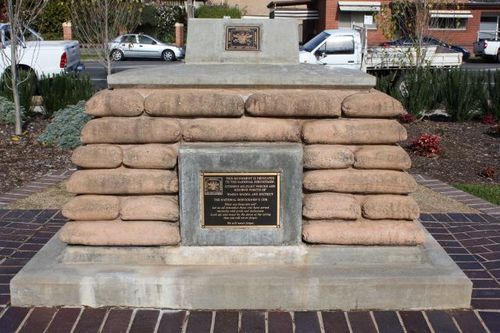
[481,70,500,120]
[479,166,496,180]
[0,69,38,117]
[481,114,497,125]
[440,69,484,121]
[410,133,441,157]
[399,112,416,123]
[38,101,90,149]
[38,73,93,118]
[0,96,25,125]
[391,68,442,119]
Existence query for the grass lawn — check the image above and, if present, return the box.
[454,183,500,205]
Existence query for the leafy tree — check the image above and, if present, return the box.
[36,0,71,40]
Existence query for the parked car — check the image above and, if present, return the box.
[0,23,83,79]
[383,36,470,61]
[473,39,500,62]
[300,29,462,93]
[109,34,184,62]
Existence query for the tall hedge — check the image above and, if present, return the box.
[195,4,242,19]
[37,0,71,40]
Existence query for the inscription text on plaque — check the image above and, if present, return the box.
[201,172,280,227]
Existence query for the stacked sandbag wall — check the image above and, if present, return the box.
[59,88,424,246]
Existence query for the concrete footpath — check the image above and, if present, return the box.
[0,209,499,332]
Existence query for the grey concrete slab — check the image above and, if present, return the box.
[10,223,472,310]
[185,19,299,65]
[107,63,376,89]
[179,143,303,246]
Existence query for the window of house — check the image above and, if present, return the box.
[429,17,468,30]
[339,11,377,29]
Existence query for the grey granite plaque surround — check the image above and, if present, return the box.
[179,143,303,246]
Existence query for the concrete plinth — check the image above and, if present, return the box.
[11,224,471,310]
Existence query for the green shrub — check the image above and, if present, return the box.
[39,73,93,117]
[195,4,243,18]
[156,5,186,42]
[390,68,442,118]
[481,70,500,120]
[0,69,38,116]
[36,0,71,40]
[38,101,90,149]
[0,96,25,125]
[440,69,484,121]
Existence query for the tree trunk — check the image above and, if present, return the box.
[105,0,112,77]
[186,0,194,19]
[8,0,22,135]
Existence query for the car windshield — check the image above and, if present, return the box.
[302,31,330,52]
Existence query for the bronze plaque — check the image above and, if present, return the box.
[225,26,261,51]
[201,172,280,227]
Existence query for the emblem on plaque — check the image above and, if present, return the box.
[225,26,260,51]
[204,177,223,195]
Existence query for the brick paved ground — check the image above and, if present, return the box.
[413,174,500,219]
[0,210,499,332]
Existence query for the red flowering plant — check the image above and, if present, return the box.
[410,133,442,157]
[399,112,416,123]
[482,114,497,125]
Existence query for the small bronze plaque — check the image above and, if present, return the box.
[201,172,280,227]
[225,26,261,51]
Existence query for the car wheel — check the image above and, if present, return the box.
[394,74,408,96]
[111,49,124,61]
[497,51,500,63]
[162,50,176,62]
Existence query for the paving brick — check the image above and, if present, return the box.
[373,311,404,333]
[0,307,30,333]
[425,311,459,333]
[73,308,107,333]
[186,311,212,333]
[213,311,239,333]
[478,311,500,333]
[348,312,377,333]
[101,309,133,333]
[471,299,500,310]
[240,311,265,333]
[457,262,483,270]
[399,311,431,333]
[157,311,186,333]
[322,311,349,333]
[18,307,57,333]
[268,312,292,333]
[452,311,487,332]
[471,279,500,289]
[295,311,321,333]
[129,309,159,333]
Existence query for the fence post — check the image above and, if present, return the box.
[63,21,72,40]
[175,23,185,47]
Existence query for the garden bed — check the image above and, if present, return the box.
[0,118,72,193]
[402,120,499,185]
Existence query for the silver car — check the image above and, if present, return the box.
[109,34,184,61]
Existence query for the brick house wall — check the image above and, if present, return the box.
[314,0,500,51]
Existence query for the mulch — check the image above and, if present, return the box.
[402,120,499,185]
[0,118,72,193]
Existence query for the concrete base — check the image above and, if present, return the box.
[11,225,471,310]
